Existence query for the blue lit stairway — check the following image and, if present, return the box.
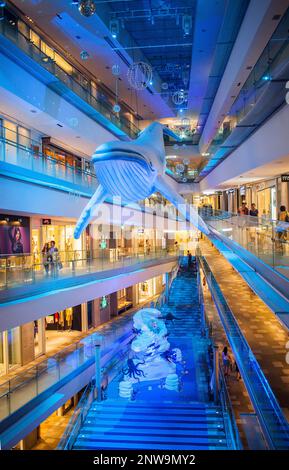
[73,260,230,450]
[73,400,227,450]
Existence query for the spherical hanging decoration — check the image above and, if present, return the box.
[113,103,121,113]
[112,64,120,76]
[176,163,185,174]
[78,0,96,17]
[80,50,89,61]
[127,61,153,90]
[172,90,185,105]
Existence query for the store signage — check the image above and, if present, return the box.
[281,174,289,182]
[100,296,108,309]
[42,218,51,225]
[100,240,107,249]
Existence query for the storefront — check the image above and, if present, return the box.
[31,218,84,265]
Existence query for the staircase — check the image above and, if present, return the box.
[74,400,228,450]
[73,259,230,450]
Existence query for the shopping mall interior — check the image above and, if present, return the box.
[0,0,289,458]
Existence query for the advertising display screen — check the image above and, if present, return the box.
[0,215,30,255]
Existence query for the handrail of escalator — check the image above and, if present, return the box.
[197,251,289,450]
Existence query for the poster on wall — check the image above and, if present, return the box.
[0,215,30,255]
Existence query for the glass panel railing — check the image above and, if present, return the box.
[0,136,179,222]
[0,313,134,423]
[200,208,289,276]
[199,6,289,177]
[198,253,289,449]
[0,134,98,192]
[0,248,178,292]
[0,15,139,139]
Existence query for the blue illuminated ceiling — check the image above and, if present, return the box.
[107,0,195,112]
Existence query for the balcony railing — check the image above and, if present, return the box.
[200,208,289,277]
[198,253,289,450]
[0,248,178,292]
[0,16,139,139]
[0,313,134,426]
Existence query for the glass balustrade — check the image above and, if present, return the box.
[0,248,178,291]
[0,314,134,423]
[0,15,139,139]
[198,254,289,450]
[200,209,289,277]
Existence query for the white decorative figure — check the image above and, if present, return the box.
[121,308,176,385]
[74,122,209,239]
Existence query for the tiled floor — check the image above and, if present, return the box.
[201,239,289,421]
[31,409,75,450]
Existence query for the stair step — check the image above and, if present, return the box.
[74,441,227,450]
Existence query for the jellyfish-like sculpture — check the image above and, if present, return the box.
[74,122,209,239]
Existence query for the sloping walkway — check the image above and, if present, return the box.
[201,239,289,421]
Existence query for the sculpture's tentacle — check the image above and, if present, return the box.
[154,175,210,235]
[74,184,107,239]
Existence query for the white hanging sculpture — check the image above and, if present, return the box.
[74,122,209,239]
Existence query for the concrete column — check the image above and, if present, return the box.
[39,317,46,355]
[73,394,79,406]
[19,428,39,450]
[92,299,101,327]
[20,322,35,366]
[2,330,9,375]
[109,292,118,318]
[57,405,65,417]
[81,303,88,332]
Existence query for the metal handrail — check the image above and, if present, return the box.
[0,14,139,138]
[198,252,289,449]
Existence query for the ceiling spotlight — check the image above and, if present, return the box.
[182,15,192,36]
[78,0,96,17]
[262,74,271,81]
[110,19,119,39]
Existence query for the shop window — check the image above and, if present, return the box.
[54,52,73,75]
[29,30,40,49]
[45,306,82,332]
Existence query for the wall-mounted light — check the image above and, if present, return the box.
[182,15,192,36]
[110,19,119,39]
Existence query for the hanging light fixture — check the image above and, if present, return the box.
[78,1,96,17]
[80,50,89,60]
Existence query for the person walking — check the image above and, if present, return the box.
[42,242,50,274]
[222,346,231,377]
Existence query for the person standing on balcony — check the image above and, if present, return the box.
[49,240,60,274]
[237,202,249,216]
[249,203,258,217]
[42,242,50,274]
